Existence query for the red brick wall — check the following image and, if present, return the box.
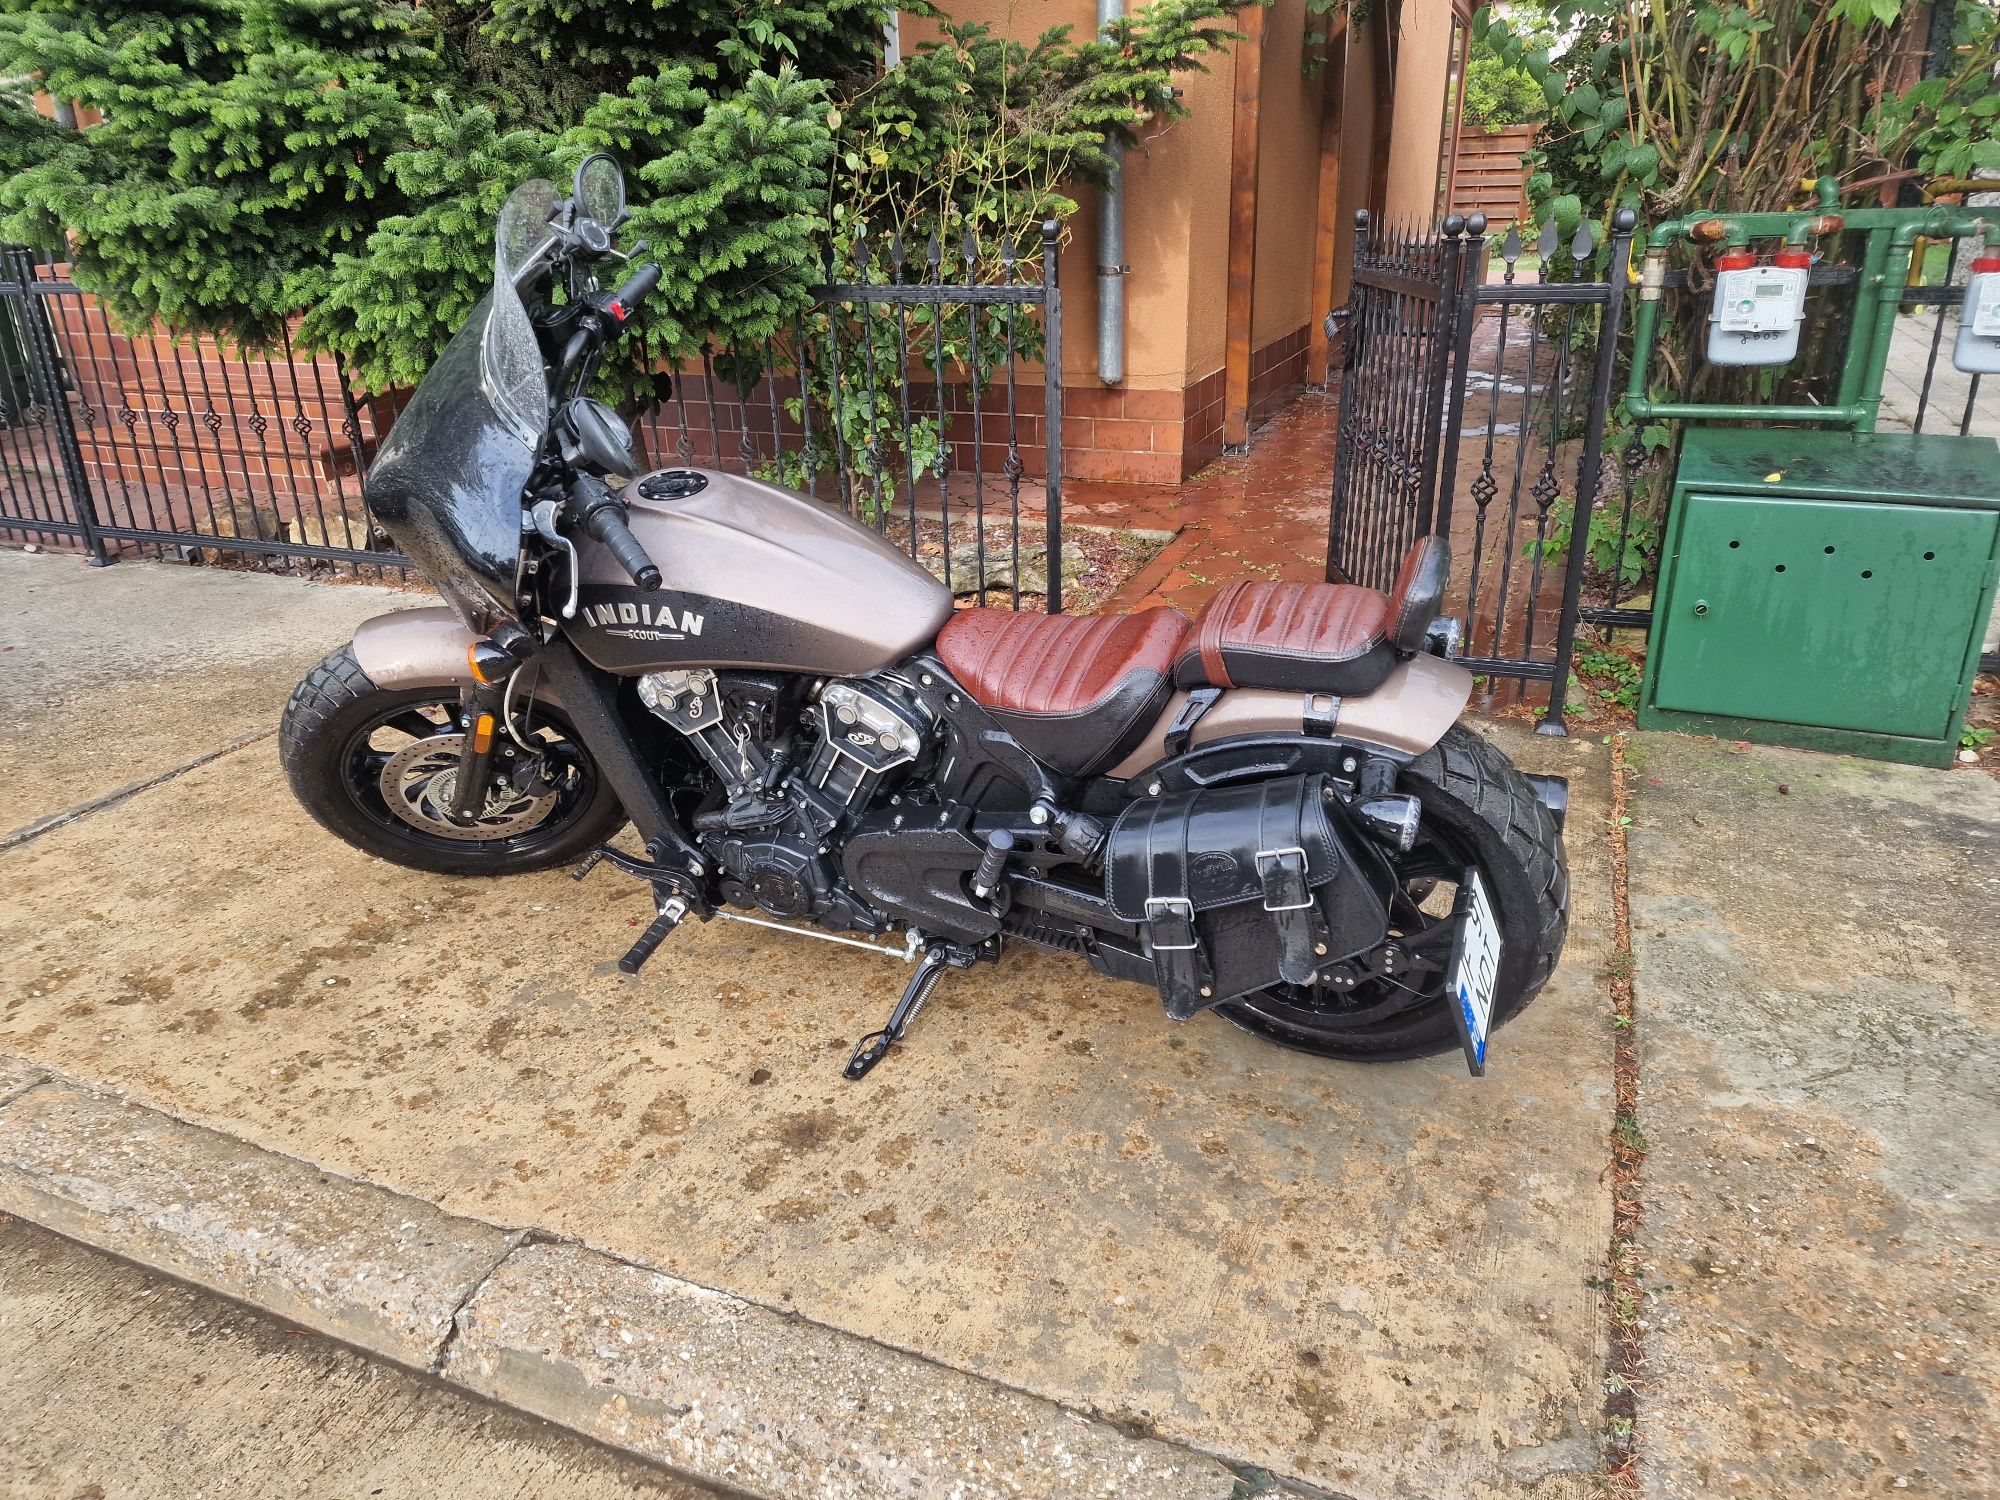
[38,276,372,540]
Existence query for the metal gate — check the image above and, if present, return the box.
[1,229,1069,610]
[0,245,394,575]
[1327,208,1638,733]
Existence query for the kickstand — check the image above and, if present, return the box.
[844,943,953,1081]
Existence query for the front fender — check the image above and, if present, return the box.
[350,607,481,693]
[348,607,571,709]
[346,605,583,715]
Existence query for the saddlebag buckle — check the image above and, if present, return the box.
[1142,896,1200,950]
[1254,846,1313,911]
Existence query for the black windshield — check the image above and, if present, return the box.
[362,180,559,630]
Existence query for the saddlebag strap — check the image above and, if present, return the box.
[1143,818,1214,1019]
[1255,779,1329,986]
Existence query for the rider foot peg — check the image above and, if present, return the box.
[618,897,688,976]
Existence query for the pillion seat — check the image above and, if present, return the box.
[934,536,1450,776]
[1174,536,1450,695]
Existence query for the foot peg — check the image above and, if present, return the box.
[844,941,976,1080]
[619,896,689,976]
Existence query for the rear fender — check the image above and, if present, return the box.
[348,607,566,707]
[1106,652,1474,779]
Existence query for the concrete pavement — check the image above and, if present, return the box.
[0,1213,716,1500]
[0,550,411,842]
[1627,734,1998,1497]
[0,545,1621,1497]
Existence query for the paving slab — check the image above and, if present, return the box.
[0,1054,43,1106]
[0,1080,519,1369]
[0,699,1617,1499]
[0,548,412,837]
[0,1214,716,1500]
[0,1071,1241,1498]
[1627,734,1998,1498]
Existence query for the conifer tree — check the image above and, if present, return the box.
[0,0,418,342]
[0,0,1246,392]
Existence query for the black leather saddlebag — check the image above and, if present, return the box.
[1106,773,1390,1020]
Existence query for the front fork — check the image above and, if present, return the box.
[446,677,510,824]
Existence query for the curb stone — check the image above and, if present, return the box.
[445,1240,1235,1500]
[0,1082,518,1370]
[0,1063,1240,1500]
[0,1058,46,1108]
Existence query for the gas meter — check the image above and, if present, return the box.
[1954,253,2000,375]
[1707,249,1810,366]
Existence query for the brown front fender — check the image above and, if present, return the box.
[347,607,573,704]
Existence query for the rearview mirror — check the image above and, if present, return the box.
[574,154,626,231]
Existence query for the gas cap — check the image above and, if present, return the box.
[635,469,709,502]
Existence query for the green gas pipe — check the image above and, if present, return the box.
[1623,189,1997,431]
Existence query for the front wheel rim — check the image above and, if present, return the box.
[337,695,600,857]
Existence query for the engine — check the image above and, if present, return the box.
[799,679,929,810]
[637,668,933,931]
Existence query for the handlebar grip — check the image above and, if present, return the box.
[576,486,662,591]
[606,263,661,324]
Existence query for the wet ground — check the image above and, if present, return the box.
[0,547,1619,1498]
[0,1214,715,1499]
[1628,734,1998,1497]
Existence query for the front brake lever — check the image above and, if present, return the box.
[528,498,580,619]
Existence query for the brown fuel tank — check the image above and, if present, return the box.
[567,469,953,676]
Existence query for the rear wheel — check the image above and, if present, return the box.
[279,643,625,876]
[1214,725,1568,1061]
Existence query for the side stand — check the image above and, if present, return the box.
[844,941,971,1080]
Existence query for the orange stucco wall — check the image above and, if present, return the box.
[1385,0,1453,228]
[1245,0,1323,353]
[897,1,1451,405]
[902,0,1224,392]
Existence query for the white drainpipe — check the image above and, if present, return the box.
[1097,0,1126,385]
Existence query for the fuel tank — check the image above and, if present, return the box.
[568,469,953,676]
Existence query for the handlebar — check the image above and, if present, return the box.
[570,476,661,591]
[606,263,660,324]
[554,262,661,398]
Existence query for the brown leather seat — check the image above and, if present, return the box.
[1174,536,1450,696]
[935,606,1191,775]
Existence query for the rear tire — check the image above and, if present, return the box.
[1214,724,1569,1061]
[279,643,625,876]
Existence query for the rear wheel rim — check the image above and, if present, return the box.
[337,695,601,858]
[1216,806,1482,1056]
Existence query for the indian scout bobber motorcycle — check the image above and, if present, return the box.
[280,158,1569,1079]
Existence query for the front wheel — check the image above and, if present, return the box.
[1214,725,1569,1061]
[279,643,625,876]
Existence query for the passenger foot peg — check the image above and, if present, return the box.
[844,941,969,1081]
[619,896,689,976]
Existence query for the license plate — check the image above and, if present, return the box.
[1447,868,1502,1077]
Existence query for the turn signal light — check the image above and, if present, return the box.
[467,640,513,685]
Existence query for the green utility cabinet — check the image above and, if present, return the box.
[1640,428,2000,767]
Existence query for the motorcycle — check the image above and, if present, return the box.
[280,157,1570,1079]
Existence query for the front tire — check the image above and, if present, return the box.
[1215,724,1569,1061]
[279,643,625,876]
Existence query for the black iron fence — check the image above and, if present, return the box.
[1328,208,1637,734]
[1327,203,1999,727]
[0,223,1067,610]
